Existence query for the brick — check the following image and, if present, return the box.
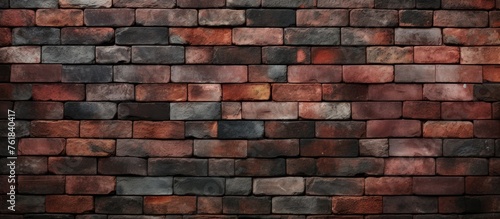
[42,46,94,64]
[0,65,9,82]
[247,9,295,27]
[317,158,384,176]
[359,139,389,157]
[80,120,132,138]
[375,0,414,8]
[352,102,401,120]
[187,84,221,101]
[288,65,341,83]
[222,84,269,101]
[0,28,10,46]
[10,0,58,8]
[114,65,169,83]
[442,0,495,9]
[442,102,491,119]
[194,140,246,158]
[297,9,349,27]
[399,10,432,26]
[136,84,186,102]
[117,139,191,157]
[300,139,358,157]
[390,139,442,156]
[365,177,412,195]
[369,84,423,100]
[434,11,488,27]
[306,177,363,195]
[299,102,350,120]
[384,196,437,213]
[171,102,221,120]
[194,197,221,214]
[18,156,47,174]
[18,138,65,155]
[172,65,247,83]
[60,0,111,8]
[0,9,35,26]
[209,159,234,176]
[437,158,488,175]
[312,47,366,64]
[423,121,473,138]
[242,102,297,119]
[62,27,114,45]
[77,215,108,219]
[263,46,310,64]
[99,157,146,175]
[424,84,473,101]
[0,46,40,63]
[24,215,74,219]
[117,177,172,195]
[223,196,271,214]
[36,9,82,26]
[116,27,167,45]
[177,0,225,8]
[18,176,64,194]
[12,27,60,45]
[494,103,500,119]
[86,84,134,101]
[439,196,500,213]
[444,28,500,46]
[266,121,315,138]
[136,9,197,26]
[316,121,366,138]
[174,177,224,195]
[273,84,320,101]
[199,9,245,26]
[232,28,282,45]
[170,28,231,45]
[436,65,483,83]
[149,158,207,176]
[395,65,434,82]
[66,176,115,194]
[219,121,264,139]
[95,196,142,214]
[253,177,304,195]
[14,195,45,213]
[461,47,500,64]
[272,197,331,214]
[341,28,393,45]
[332,196,382,214]
[48,157,96,174]
[186,121,217,138]
[84,9,134,26]
[132,46,184,64]
[66,139,115,156]
[32,84,84,101]
[62,65,112,83]
[133,121,184,139]
[475,84,500,101]
[367,47,413,64]
[286,28,340,45]
[317,0,374,8]
[212,47,262,64]
[226,177,252,195]
[46,195,93,213]
[0,120,30,138]
[249,65,286,82]
[31,120,79,137]
[64,102,116,120]
[113,0,175,7]
[385,158,435,175]
[492,12,500,27]
[475,120,500,138]
[287,158,316,175]
[227,0,260,7]
[395,28,442,45]
[415,46,460,63]
[185,47,213,64]
[367,120,421,137]
[350,9,398,27]
[248,139,298,158]
[344,65,394,83]
[11,64,59,82]
[467,177,500,194]
[262,0,313,7]
[484,65,500,82]
[323,84,368,101]
[235,158,285,176]
[14,102,63,120]
[414,177,464,195]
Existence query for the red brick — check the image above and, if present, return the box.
[367,46,413,64]
[136,84,187,101]
[484,65,500,82]
[466,177,500,194]
[442,0,495,9]
[11,64,61,82]
[437,158,489,175]
[494,103,500,119]
[66,139,115,156]
[434,10,488,27]
[84,9,135,26]
[272,84,321,101]
[317,158,384,176]
[232,28,283,45]
[332,196,383,214]
[341,28,393,45]
[61,27,114,44]
[18,138,65,155]
[323,84,368,101]
[461,47,500,64]
[66,176,115,194]
[368,84,422,101]
[288,65,342,83]
[442,102,491,119]
[223,83,270,101]
[343,65,394,83]
[389,139,442,156]
[423,84,474,101]
[18,175,65,194]
[80,120,132,138]
[194,140,247,158]
[14,101,63,120]
[185,47,212,64]
[474,120,500,138]
[177,0,225,8]
[492,158,500,175]
[235,158,285,176]
[113,0,175,8]
[352,102,401,119]
[0,46,40,63]
[266,121,315,138]
[222,102,241,120]
[423,121,473,138]
[443,28,500,46]
[242,102,297,119]
[296,9,349,26]
[117,139,192,157]
[287,158,317,175]
[133,121,184,139]
[46,195,93,213]
[365,177,412,195]
[0,28,10,46]
[436,65,483,83]
[0,9,35,26]
[31,120,79,137]
[170,28,231,45]
[300,139,358,157]
[32,84,84,101]
[36,9,83,26]
[198,197,222,214]
[316,121,366,138]
[395,65,435,82]
[367,120,421,137]
[188,84,221,101]
[311,47,366,64]
[414,46,460,63]
[172,65,247,83]
[413,177,464,195]
[492,11,500,27]
[350,9,398,27]
[136,9,197,26]
[299,102,351,120]
[385,158,435,175]
[248,139,299,158]
[144,196,196,214]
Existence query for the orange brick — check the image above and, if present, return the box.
[36,9,83,26]
[66,139,115,156]
[188,84,221,101]
[461,47,500,64]
[144,196,196,214]
[414,46,460,63]
[343,65,394,83]
[136,84,187,101]
[332,196,383,214]
[32,84,85,101]
[170,28,231,45]
[46,195,93,213]
[133,121,185,139]
[483,65,500,82]
[423,121,473,138]
[223,83,270,101]
[272,84,321,101]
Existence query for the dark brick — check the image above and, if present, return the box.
[226,177,252,195]
[170,102,221,120]
[466,177,500,194]
[384,196,438,213]
[434,11,488,27]
[96,46,130,64]
[118,103,170,120]
[323,84,368,101]
[439,196,500,213]
[61,27,114,45]
[177,0,225,8]
[287,158,317,175]
[316,121,366,138]
[223,196,271,214]
[395,28,442,45]
[0,65,9,82]
[416,0,440,8]
[117,177,172,195]
[235,158,286,176]
[136,9,197,26]
[195,140,246,158]
[132,46,184,64]
[10,0,58,8]
[18,156,47,174]
[400,10,433,26]
[249,65,287,82]
[64,102,116,120]
[18,176,65,194]
[11,64,61,82]
[48,157,96,175]
[437,158,489,175]
[213,47,262,64]
[443,139,495,157]
[341,28,394,45]
[115,65,170,83]
[247,9,295,27]
[300,139,358,157]
[218,121,264,139]
[375,0,415,8]
[350,9,398,27]
[98,157,147,176]
[186,121,217,138]
[262,0,314,7]
[209,159,234,176]
[12,27,60,45]
[474,84,500,101]
[227,0,261,7]
[116,27,168,45]
[59,0,112,8]
[86,84,134,101]
[248,139,299,158]
[0,120,29,137]
[442,0,495,9]
[62,65,112,83]
[262,46,310,64]
[113,0,175,7]
[272,197,331,214]
[148,158,208,176]
[24,215,74,219]
[84,9,135,26]
[173,177,225,195]
[42,46,95,64]
[14,102,63,120]
[15,195,45,213]
[312,47,366,64]
[306,177,364,195]
[265,121,315,138]
[285,28,340,45]
[317,158,384,176]
[95,196,143,214]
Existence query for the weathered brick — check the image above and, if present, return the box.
[223,196,271,214]
[235,158,285,176]
[60,0,111,8]
[209,159,234,176]
[332,196,383,214]
[86,84,134,101]
[10,0,58,8]
[365,177,412,195]
[222,84,269,101]
[403,101,440,119]
[439,196,500,213]
[24,215,74,219]
[146,196,196,215]
[233,28,283,45]
[317,158,384,176]
[344,65,394,83]
[266,121,315,138]
[395,28,442,45]
[64,102,116,120]
[369,84,423,101]
[133,121,184,139]
[218,121,264,139]
[117,139,191,157]
[484,65,500,82]
[80,120,132,138]
[272,197,331,214]
[172,65,247,83]
[113,0,175,7]
[415,46,460,63]
[437,158,488,175]
[188,84,221,101]
[14,102,63,120]
[466,177,500,194]
[199,9,245,26]
[95,196,143,214]
[434,11,488,27]
[442,0,495,9]
[384,196,438,213]
[394,65,434,82]
[11,64,60,82]
[62,27,114,44]
[0,46,40,63]
[375,0,414,8]
[198,197,222,214]
[117,177,172,195]
[443,139,494,157]
[316,121,366,138]
[132,46,184,64]
[367,47,413,64]
[116,27,167,45]
[136,9,197,26]
[367,120,421,137]
[297,9,348,26]
[36,9,83,26]
[12,27,60,45]
[317,0,374,8]
[66,176,115,194]
[300,139,358,157]
[46,195,93,213]
[136,84,186,101]
[114,65,169,83]
[442,102,491,119]
[323,84,368,101]
[299,102,350,120]
[436,65,483,83]
[171,102,221,120]
[174,177,224,195]
[287,158,317,175]
[18,156,47,174]
[242,102,297,120]
[306,177,363,195]
[494,103,500,119]
[170,28,231,45]
[359,139,389,157]
[177,0,225,8]
[474,84,500,101]
[400,10,432,26]
[247,9,295,27]
[18,138,65,155]
[286,28,340,45]
[0,28,10,46]
[352,102,401,119]
[13,195,45,213]
[272,84,320,101]
[341,28,393,45]
[62,65,112,83]
[185,47,213,64]
[248,139,299,158]
[414,177,464,195]
[84,9,135,26]
[263,46,310,64]
[42,46,95,64]
[461,47,500,64]
[491,12,500,27]
[66,139,115,156]
[423,121,473,138]
[31,120,79,137]
[48,157,96,174]
[390,139,442,156]
[18,176,64,194]
[194,140,247,158]
[312,47,366,64]
[213,47,262,64]
[98,157,146,175]
[225,177,252,195]
[444,28,500,46]
[254,177,304,195]
[261,0,313,7]
[424,84,473,101]
[288,65,341,83]
[149,158,207,176]
[385,158,435,175]
[248,65,286,82]
[0,9,35,26]
[227,0,260,7]
[350,9,398,27]
[474,120,500,138]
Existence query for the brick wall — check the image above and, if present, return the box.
[1,0,500,218]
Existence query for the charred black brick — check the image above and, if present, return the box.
[173,177,225,195]
[443,139,495,157]
[474,84,500,101]
[263,47,310,64]
[213,47,261,64]
[118,103,170,120]
[116,27,169,45]
[62,65,113,83]
[247,9,295,27]
[98,157,147,176]
[148,158,208,176]
[95,196,143,214]
[64,102,117,120]
[218,121,264,139]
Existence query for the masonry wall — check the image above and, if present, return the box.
[1,0,500,218]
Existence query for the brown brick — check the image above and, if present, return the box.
[367,120,421,137]
[253,177,304,195]
[187,84,221,101]
[332,196,382,214]
[248,65,286,82]
[492,11,500,27]
[84,9,135,26]
[323,84,368,101]
[395,28,442,45]
[367,46,413,63]
[424,84,473,101]
[287,158,317,175]
[317,158,384,176]
[437,158,489,175]
[442,102,491,119]
[80,120,132,138]
[436,65,483,83]
[0,9,35,26]
[18,176,65,194]
[365,177,412,195]
[223,83,270,101]
[442,0,495,9]
[0,28,10,46]
[248,139,299,158]
[403,101,440,119]
[177,0,225,8]
[133,121,184,139]
[18,138,65,155]
[46,195,93,213]
[466,177,500,194]
[235,158,285,176]
[415,46,460,63]
[350,9,398,27]
[31,120,79,137]
[300,139,358,157]
[423,121,473,138]
[11,64,61,82]
[359,139,389,157]
[223,196,271,214]
[474,120,500,138]
[272,84,321,101]
[209,159,234,176]
[136,9,197,26]
[297,9,349,26]
[414,177,464,195]
[136,84,186,101]
[99,157,147,175]
[222,102,242,120]
[384,196,438,213]
[194,140,247,158]
[389,139,442,156]
[288,65,342,83]
[444,28,500,46]
[266,121,315,138]
[343,65,394,83]
[66,139,115,156]
[172,65,247,83]
[318,0,374,8]
[262,46,310,64]
[233,28,283,45]
[461,47,500,64]
[60,0,112,8]
[434,10,488,27]
[170,28,231,45]
[368,84,422,101]
[36,9,83,26]
[117,139,192,157]
[18,156,47,174]
[385,158,436,175]
[48,157,96,175]
[198,197,222,214]
[242,102,297,120]
[316,121,366,138]
[86,84,134,101]
[32,84,84,101]
[66,176,115,194]
[352,102,401,119]
[312,47,366,64]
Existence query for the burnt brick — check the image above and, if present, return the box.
[263,46,310,64]
[61,27,114,45]
[443,139,495,157]
[300,139,358,157]
[98,157,147,175]
[235,158,286,176]
[226,177,252,195]
[223,196,271,214]
[132,46,184,64]
[265,121,315,138]
[213,47,261,64]
[60,0,112,8]
[474,84,500,101]
[285,28,340,45]
[317,158,384,176]
[117,177,172,195]
[416,0,440,8]
[272,196,331,214]
[95,196,143,214]
[247,9,295,27]
[375,0,415,8]
[42,46,95,64]
[116,27,168,45]
[248,139,299,158]
[48,157,96,175]
[218,121,264,139]
[170,102,221,120]
[148,158,208,176]
[62,65,112,83]
[113,0,175,8]
[118,103,170,120]
[400,10,433,26]
[173,177,225,195]
[10,0,58,8]
[262,0,314,7]
[383,196,438,213]
[136,9,197,26]
[96,46,130,63]
[64,102,116,120]
[312,47,366,64]
[84,9,135,26]
[350,9,398,27]
[14,102,63,120]
[306,177,364,195]
[209,159,234,176]
[18,176,65,194]
[12,27,60,45]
